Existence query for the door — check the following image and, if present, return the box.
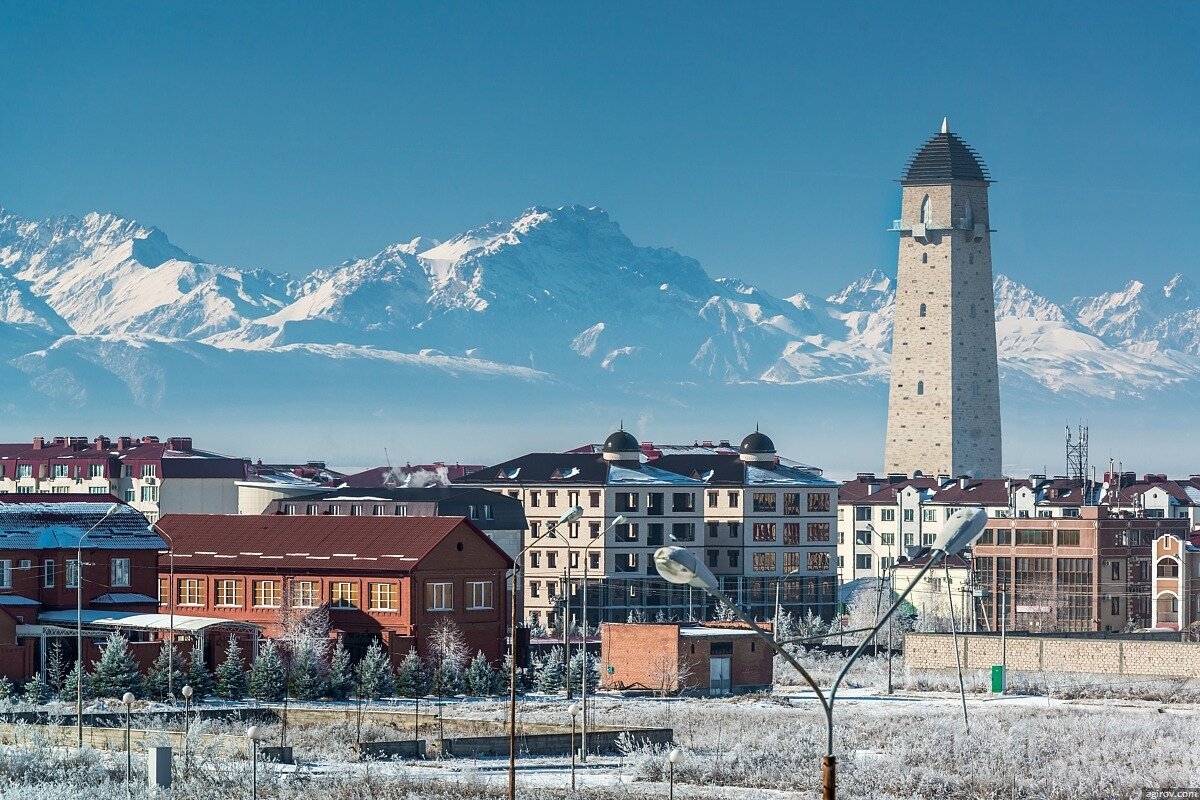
[709,656,732,695]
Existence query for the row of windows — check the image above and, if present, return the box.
[750,522,831,543]
[1,463,157,479]
[0,557,131,590]
[284,503,411,516]
[162,578,494,612]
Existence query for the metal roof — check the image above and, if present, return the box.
[0,501,162,550]
[902,130,991,184]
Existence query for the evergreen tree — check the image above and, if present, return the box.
[352,640,395,700]
[288,645,326,700]
[91,631,142,699]
[248,640,286,701]
[45,641,69,694]
[59,662,94,703]
[393,648,428,698]
[144,644,185,701]
[213,636,247,701]
[536,647,564,694]
[568,649,599,693]
[185,651,214,700]
[430,660,464,697]
[326,640,353,701]
[464,651,496,696]
[21,676,49,705]
[0,676,14,703]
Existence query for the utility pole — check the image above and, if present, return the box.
[1000,589,1007,694]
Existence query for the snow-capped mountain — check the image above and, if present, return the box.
[2,200,1200,417]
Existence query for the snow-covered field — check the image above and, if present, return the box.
[2,685,1199,799]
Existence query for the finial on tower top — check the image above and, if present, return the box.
[941,117,949,134]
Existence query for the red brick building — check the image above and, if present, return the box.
[600,621,773,695]
[156,515,513,665]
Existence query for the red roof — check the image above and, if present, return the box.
[157,514,512,572]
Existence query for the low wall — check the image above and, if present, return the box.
[904,633,1200,678]
[354,739,426,760]
[0,722,250,755]
[442,727,674,757]
[0,707,276,727]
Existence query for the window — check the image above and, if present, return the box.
[857,530,872,546]
[645,523,664,546]
[468,581,494,610]
[110,558,131,588]
[331,582,359,609]
[141,485,159,502]
[88,486,109,494]
[807,522,831,542]
[615,492,639,512]
[783,552,801,573]
[881,532,895,545]
[916,381,924,396]
[752,552,777,572]
[727,550,740,568]
[395,505,409,516]
[0,560,10,588]
[178,578,204,606]
[589,491,601,508]
[614,522,638,542]
[753,522,776,542]
[328,505,343,515]
[124,489,135,502]
[1057,529,1081,547]
[922,508,937,523]
[1062,507,1081,518]
[855,507,872,522]
[781,493,800,515]
[569,551,579,568]
[1157,559,1180,578]
[568,522,580,539]
[615,553,639,573]
[728,522,740,538]
[708,491,719,508]
[752,493,777,513]
[484,504,494,520]
[855,554,872,570]
[373,504,385,516]
[16,464,31,479]
[215,579,243,607]
[469,504,479,520]
[427,582,454,610]
[43,559,54,588]
[782,523,801,545]
[350,504,363,516]
[568,491,579,507]
[903,508,914,522]
[672,493,695,513]
[158,578,167,605]
[588,552,600,570]
[1015,529,1053,546]
[707,550,719,568]
[919,303,927,317]
[529,581,540,598]
[369,582,398,611]
[530,491,540,508]
[920,194,932,225]
[293,580,319,608]
[53,464,69,478]
[253,580,281,607]
[728,492,739,508]
[305,504,318,515]
[66,559,82,588]
[546,490,557,508]
[529,551,541,568]
[807,493,831,513]
[670,523,696,542]
[51,486,69,494]
[89,463,104,479]
[880,508,895,522]
[141,463,157,478]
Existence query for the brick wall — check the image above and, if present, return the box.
[904,632,1200,678]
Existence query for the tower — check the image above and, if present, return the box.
[883,119,1002,479]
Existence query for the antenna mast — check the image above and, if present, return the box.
[1066,424,1089,502]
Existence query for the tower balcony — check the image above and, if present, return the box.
[888,219,907,232]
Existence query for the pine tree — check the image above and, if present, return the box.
[145,644,185,701]
[430,660,464,697]
[0,676,13,703]
[59,662,94,703]
[536,648,564,694]
[46,641,68,694]
[464,651,496,696]
[248,640,286,701]
[353,640,395,700]
[568,649,599,693]
[21,676,49,705]
[326,640,353,701]
[214,636,248,701]
[393,648,428,698]
[185,651,214,700]
[288,645,326,700]
[91,631,142,699]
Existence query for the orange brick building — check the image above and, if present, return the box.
[600,621,772,695]
[156,515,512,665]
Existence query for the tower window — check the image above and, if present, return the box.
[921,253,928,264]
[970,304,977,318]
[919,303,927,318]
[920,194,932,226]
[969,254,975,265]
[917,381,925,396]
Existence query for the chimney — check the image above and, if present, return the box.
[718,439,731,448]
[32,437,44,450]
[52,436,66,447]
[117,436,132,451]
[93,436,110,451]
[701,440,713,448]
[959,476,969,490]
[142,435,160,444]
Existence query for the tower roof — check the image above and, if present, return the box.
[901,120,991,185]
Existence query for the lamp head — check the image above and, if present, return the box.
[611,514,627,526]
[106,504,120,517]
[247,725,261,741]
[668,748,683,764]
[568,702,580,717]
[122,692,135,707]
[933,508,988,554]
[653,546,719,592]
[181,685,193,699]
[558,506,584,525]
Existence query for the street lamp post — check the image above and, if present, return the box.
[509,506,584,800]
[122,691,135,793]
[577,515,624,763]
[667,748,682,800]
[181,684,193,777]
[773,568,802,633]
[76,503,120,749]
[567,702,579,791]
[247,725,262,800]
[652,508,987,800]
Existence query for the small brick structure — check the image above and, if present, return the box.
[600,621,773,695]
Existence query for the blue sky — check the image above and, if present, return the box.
[1,2,1196,301]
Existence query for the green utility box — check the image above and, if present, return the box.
[991,665,1005,693]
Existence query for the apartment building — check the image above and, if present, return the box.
[0,436,245,522]
[1150,531,1200,633]
[458,429,839,628]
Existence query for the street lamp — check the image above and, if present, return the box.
[509,505,584,800]
[567,702,580,791]
[667,747,683,800]
[653,508,986,800]
[773,567,802,634]
[247,725,263,800]
[181,684,194,777]
[577,514,624,762]
[122,691,135,790]
[77,503,120,748]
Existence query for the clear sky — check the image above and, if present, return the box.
[1,2,1196,301]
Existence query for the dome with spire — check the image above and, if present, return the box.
[739,429,777,463]
[901,119,991,185]
[602,428,640,462]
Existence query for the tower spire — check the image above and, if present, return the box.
[940,116,949,134]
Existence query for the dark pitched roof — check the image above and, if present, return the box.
[272,487,528,530]
[458,453,611,485]
[902,130,991,185]
[157,514,512,571]
[650,454,746,484]
[0,498,161,550]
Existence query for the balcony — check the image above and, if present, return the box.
[888,219,906,232]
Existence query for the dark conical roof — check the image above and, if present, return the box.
[902,126,991,185]
[603,430,640,454]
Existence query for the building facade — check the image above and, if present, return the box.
[599,621,773,695]
[458,429,839,630]
[884,119,1002,479]
[1150,532,1200,634]
[156,515,512,665]
[0,436,244,522]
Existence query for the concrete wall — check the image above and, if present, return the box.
[441,727,673,757]
[905,632,1200,678]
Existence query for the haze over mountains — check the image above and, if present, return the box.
[0,203,1195,472]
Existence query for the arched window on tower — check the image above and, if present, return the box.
[919,303,927,317]
[922,252,928,264]
[962,198,974,230]
[920,195,932,226]
[916,380,925,396]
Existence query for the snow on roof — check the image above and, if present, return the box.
[37,610,260,632]
[0,595,40,606]
[0,502,161,550]
[91,593,158,605]
[678,627,761,638]
[1186,487,1200,505]
[607,464,706,486]
[745,463,838,487]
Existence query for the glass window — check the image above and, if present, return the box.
[806,522,831,542]
[215,579,243,607]
[331,582,359,609]
[752,523,776,542]
[589,491,601,508]
[395,504,408,516]
[140,485,159,502]
[783,552,801,573]
[0,560,10,588]
[89,463,104,479]
[783,493,801,515]
[1057,529,1081,547]
[672,493,695,512]
[615,523,639,542]
[752,493,777,513]
[855,553,872,570]
[253,580,281,607]
[110,558,131,588]
[43,559,55,588]
[707,491,719,508]
[670,523,695,542]
[728,492,740,508]
[293,580,319,608]
[783,523,801,545]
[178,578,204,606]
[468,581,494,610]
[752,552,776,572]
[426,582,454,611]
[17,464,32,479]
[373,504,386,516]
[53,464,69,478]
[141,463,157,478]
[157,577,168,605]
[65,559,80,589]
[369,582,398,611]
[615,492,639,512]
[807,493,831,513]
[855,507,872,522]
[728,550,740,568]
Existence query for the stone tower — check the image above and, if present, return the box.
[883,119,1002,479]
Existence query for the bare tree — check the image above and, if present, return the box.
[650,653,697,697]
[428,618,470,672]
